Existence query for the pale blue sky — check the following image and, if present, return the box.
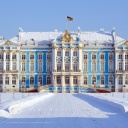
[0,0,128,39]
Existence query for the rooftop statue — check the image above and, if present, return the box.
[61,30,74,42]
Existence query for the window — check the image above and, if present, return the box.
[109,61,114,71]
[101,76,104,85]
[125,62,128,71]
[100,54,104,59]
[109,75,114,85]
[73,51,77,56]
[30,63,34,71]
[57,51,61,56]
[92,76,96,84]
[73,76,77,84]
[125,75,128,84]
[83,62,87,71]
[6,62,9,70]
[30,76,34,84]
[22,54,26,60]
[125,53,128,60]
[47,76,51,84]
[83,76,87,84]
[47,62,51,71]
[57,76,61,84]
[12,54,16,59]
[12,76,16,84]
[57,63,61,71]
[6,53,10,60]
[0,54,3,60]
[22,63,25,71]
[47,53,51,60]
[118,53,122,59]
[65,76,69,84]
[100,62,104,71]
[30,54,34,60]
[92,62,96,71]
[118,62,122,70]
[38,54,42,60]
[73,63,77,71]
[38,76,42,85]
[65,63,69,71]
[109,53,113,60]
[0,76,3,84]
[65,51,69,56]
[84,54,87,59]
[12,62,16,70]
[22,76,25,83]
[5,77,9,85]
[0,62,3,70]
[92,54,96,59]
[38,62,42,71]
[118,76,122,85]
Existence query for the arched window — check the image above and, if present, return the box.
[92,76,96,84]
[101,75,104,85]
[125,62,128,71]
[118,62,122,70]
[73,51,77,56]
[30,76,34,85]
[38,53,42,60]
[12,76,16,84]
[109,52,113,60]
[12,54,16,60]
[6,53,10,60]
[57,51,61,56]
[38,76,42,85]
[57,76,61,84]
[125,75,128,85]
[65,76,69,84]
[100,53,104,60]
[118,52,122,60]
[100,61,104,71]
[73,76,78,84]
[5,77,9,85]
[47,52,51,60]
[118,76,122,85]
[65,51,69,56]
[83,76,87,84]
[83,62,87,71]
[109,75,114,85]
[12,62,16,70]
[47,76,51,84]
[125,53,128,60]
[30,54,34,60]
[83,53,87,60]
[22,76,26,83]
[0,76,3,84]
[92,53,96,59]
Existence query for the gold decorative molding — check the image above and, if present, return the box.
[5,40,10,45]
[124,41,128,45]
[52,46,56,49]
[10,50,13,53]
[61,30,74,42]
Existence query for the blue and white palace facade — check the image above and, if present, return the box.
[0,27,128,92]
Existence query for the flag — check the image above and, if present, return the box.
[67,16,73,22]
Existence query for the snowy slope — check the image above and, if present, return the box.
[0,93,128,128]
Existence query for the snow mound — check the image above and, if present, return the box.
[8,93,54,115]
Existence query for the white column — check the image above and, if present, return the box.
[9,75,12,85]
[10,51,12,70]
[115,75,118,92]
[3,75,5,85]
[70,75,73,92]
[123,74,125,86]
[78,46,82,71]
[3,51,6,70]
[70,48,73,71]
[62,75,65,92]
[17,51,19,70]
[123,51,125,71]
[52,47,57,71]
[115,51,118,71]
[62,47,65,71]
[16,75,19,91]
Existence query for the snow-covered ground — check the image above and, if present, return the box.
[0,92,128,128]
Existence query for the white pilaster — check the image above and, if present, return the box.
[3,51,6,70]
[9,75,12,85]
[70,75,73,92]
[17,51,19,70]
[70,48,73,71]
[123,51,125,70]
[10,51,12,70]
[52,47,57,71]
[3,75,5,85]
[78,46,82,71]
[115,51,118,71]
[123,74,125,86]
[61,75,65,87]
[62,48,65,71]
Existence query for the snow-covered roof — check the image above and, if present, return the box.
[10,30,125,46]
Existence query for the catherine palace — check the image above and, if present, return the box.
[0,27,128,92]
